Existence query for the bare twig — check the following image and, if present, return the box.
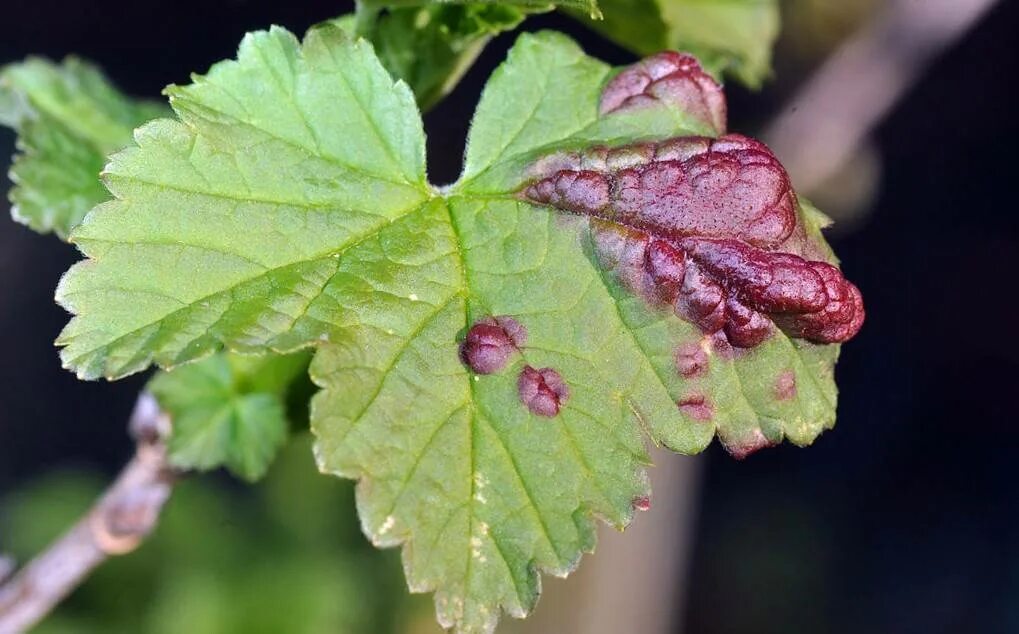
[764,0,999,194]
[0,394,176,634]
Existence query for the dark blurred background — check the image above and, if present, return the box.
[1,1,1017,632]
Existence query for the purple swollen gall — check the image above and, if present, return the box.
[517,366,569,417]
[600,51,727,135]
[459,316,527,374]
[521,52,864,349]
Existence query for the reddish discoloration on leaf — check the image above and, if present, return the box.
[674,342,708,378]
[526,135,796,248]
[523,134,864,347]
[707,332,737,359]
[523,52,865,349]
[600,52,727,135]
[721,429,777,460]
[776,262,866,344]
[460,316,527,375]
[774,370,797,401]
[518,366,569,417]
[646,239,687,303]
[632,495,652,512]
[677,394,713,422]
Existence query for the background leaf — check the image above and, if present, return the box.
[331,4,537,111]
[371,4,534,110]
[368,0,600,18]
[0,58,167,237]
[149,351,312,481]
[577,0,781,87]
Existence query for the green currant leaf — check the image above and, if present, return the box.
[372,4,533,110]
[0,57,167,238]
[149,351,311,481]
[313,34,847,631]
[56,27,860,633]
[577,0,781,87]
[329,4,534,111]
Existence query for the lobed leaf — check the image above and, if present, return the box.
[0,58,167,237]
[55,27,856,633]
[149,351,311,481]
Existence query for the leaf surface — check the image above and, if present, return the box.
[56,27,853,633]
[578,0,781,87]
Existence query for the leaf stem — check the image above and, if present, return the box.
[0,394,177,634]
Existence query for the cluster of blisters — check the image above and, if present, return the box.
[517,366,570,418]
[460,317,571,418]
[510,51,867,459]
[523,48,864,350]
[600,51,727,135]
[523,135,864,348]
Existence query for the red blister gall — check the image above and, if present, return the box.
[523,59,865,349]
[677,394,713,422]
[774,370,797,401]
[674,342,708,378]
[526,135,797,248]
[518,366,569,417]
[460,316,527,375]
[721,429,777,460]
[600,51,727,135]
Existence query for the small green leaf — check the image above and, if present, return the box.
[376,5,533,110]
[570,0,671,54]
[56,27,855,633]
[0,57,167,237]
[329,4,534,110]
[149,351,310,481]
[578,0,781,87]
[460,31,611,182]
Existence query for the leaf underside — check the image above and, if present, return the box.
[55,26,841,633]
